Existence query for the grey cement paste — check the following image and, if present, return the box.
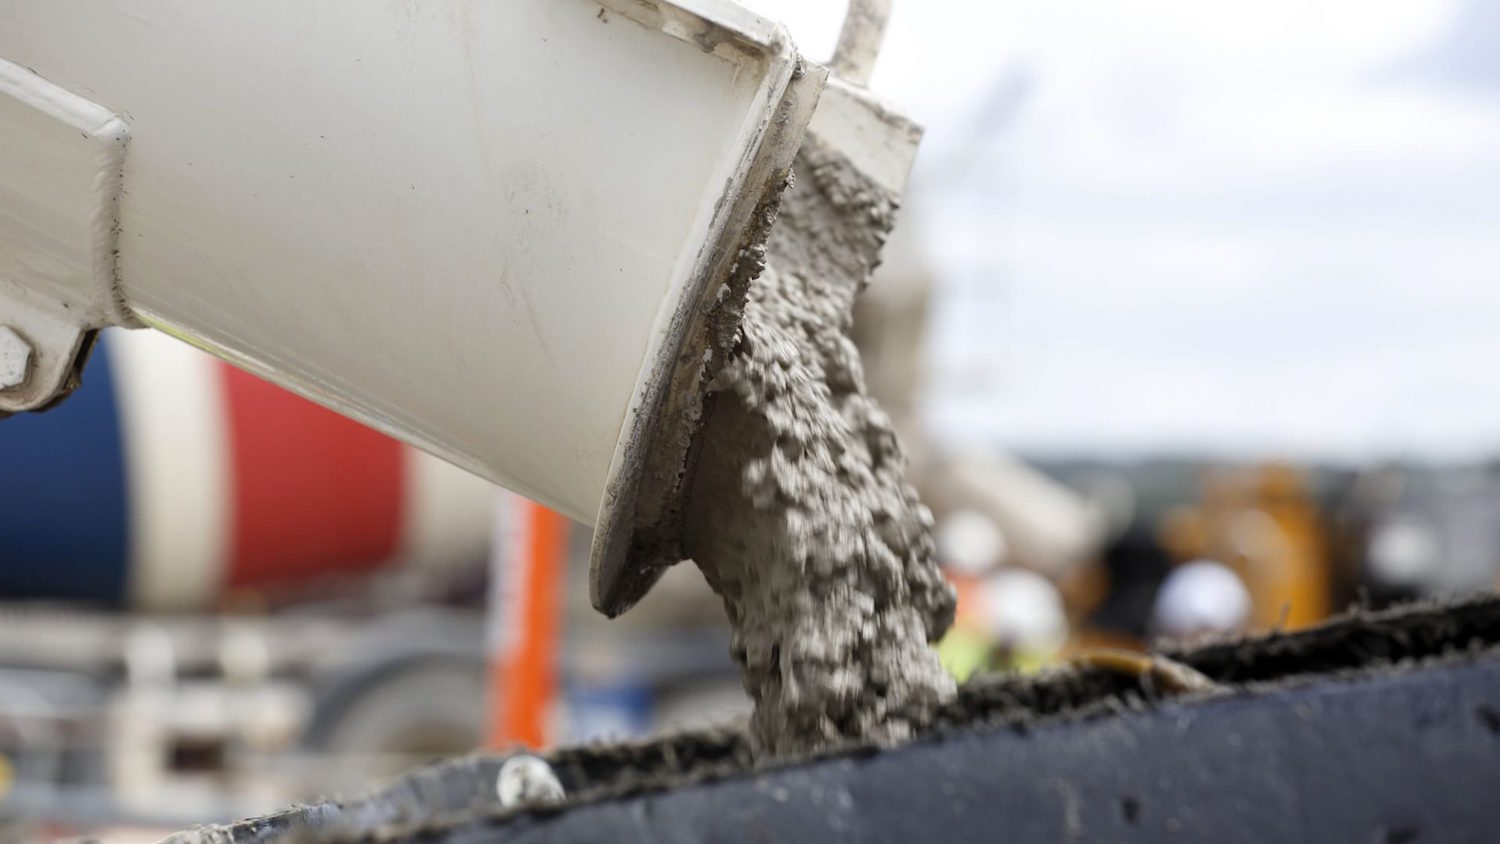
[683,142,957,756]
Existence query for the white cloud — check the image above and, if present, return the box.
[746,0,1500,460]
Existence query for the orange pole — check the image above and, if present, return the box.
[487,496,568,750]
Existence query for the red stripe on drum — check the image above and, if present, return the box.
[219,364,405,587]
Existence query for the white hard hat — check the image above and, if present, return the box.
[1366,518,1440,588]
[977,568,1067,655]
[1151,560,1252,639]
[937,510,1008,576]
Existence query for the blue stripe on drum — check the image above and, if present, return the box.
[0,337,130,604]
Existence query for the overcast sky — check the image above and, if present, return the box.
[744,0,1500,463]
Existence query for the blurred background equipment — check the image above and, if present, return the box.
[1156,464,1330,630]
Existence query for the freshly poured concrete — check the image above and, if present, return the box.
[683,143,956,756]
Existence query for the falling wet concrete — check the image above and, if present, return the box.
[681,141,957,757]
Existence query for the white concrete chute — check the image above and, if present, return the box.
[0,0,824,609]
